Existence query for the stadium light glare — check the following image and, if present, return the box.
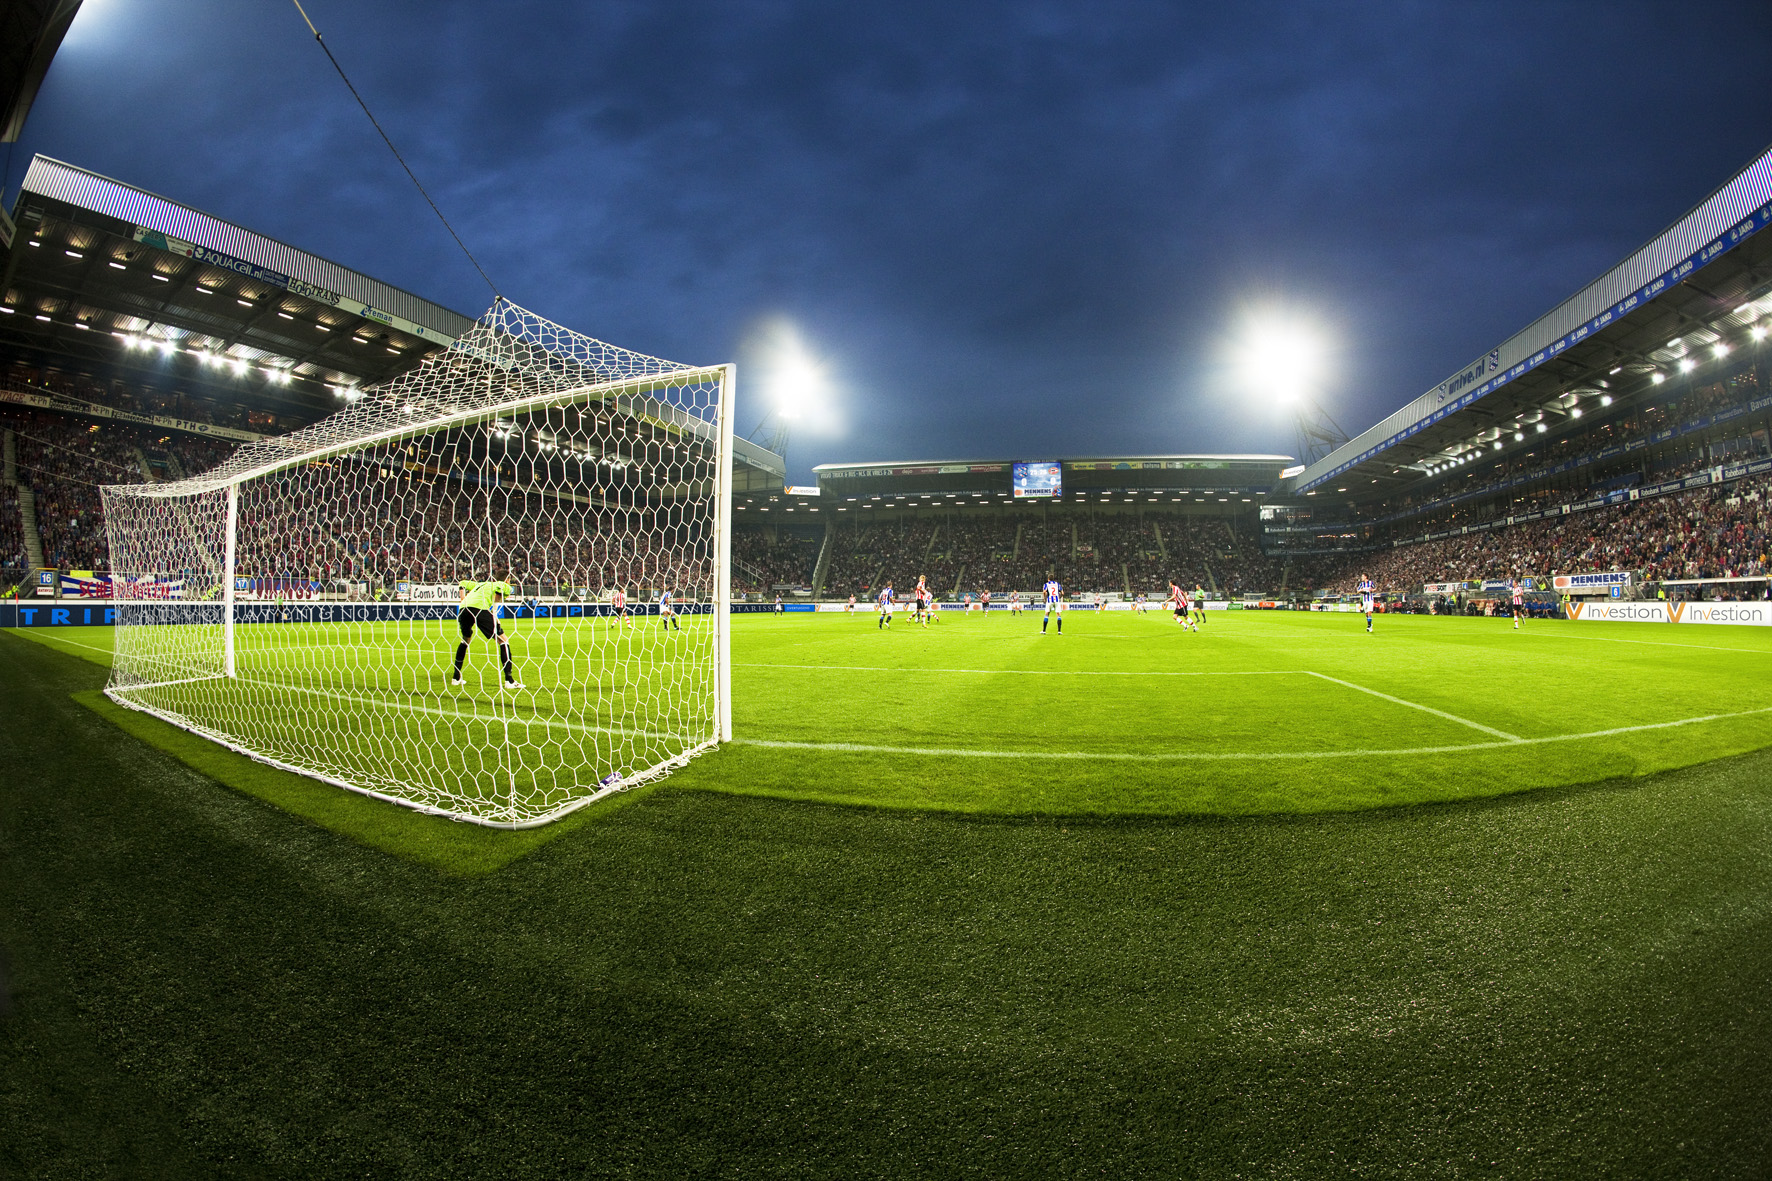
[1713,343,1730,358]
[1650,373,1664,384]
[1514,432,1524,442]
[1678,358,1695,372]
[1755,326,1768,341]
[1230,310,1326,404]
[1492,441,1502,451]
[1600,394,1613,404]
[1571,407,1582,418]
[759,322,829,421]
[1609,366,1622,375]
[107,261,126,270]
[1534,423,1546,433]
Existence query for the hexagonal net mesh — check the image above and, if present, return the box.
[101,300,734,827]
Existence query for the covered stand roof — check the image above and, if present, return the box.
[1,155,476,421]
[1294,141,1772,500]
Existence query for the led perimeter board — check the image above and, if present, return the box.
[1012,461,1062,499]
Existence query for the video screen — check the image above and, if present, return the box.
[1012,461,1062,499]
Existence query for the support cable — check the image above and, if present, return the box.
[289,0,501,303]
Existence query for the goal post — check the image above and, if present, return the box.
[102,301,736,828]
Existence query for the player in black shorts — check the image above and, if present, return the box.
[452,579,522,688]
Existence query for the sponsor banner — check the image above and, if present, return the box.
[0,386,265,442]
[2,603,121,627]
[131,225,456,346]
[1422,581,1467,594]
[783,485,820,496]
[1566,600,1772,626]
[1552,571,1630,594]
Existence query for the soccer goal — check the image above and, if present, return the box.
[102,301,735,827]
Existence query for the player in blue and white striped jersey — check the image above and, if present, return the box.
[1042,577,1064,634]
[1358,575,1376,632]
[877,582,894,629]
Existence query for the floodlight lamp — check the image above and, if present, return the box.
[1233,311,1325,403]
[1570,407,1582,418]
[1650,373,1664,384]
[1713,343,1730,358]
[1678,358,1695,373]
[1514,432,1524,442]
[1754,326,1768,341]
[1600,394,1613,405]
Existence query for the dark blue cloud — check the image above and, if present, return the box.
[13,1,1772,479]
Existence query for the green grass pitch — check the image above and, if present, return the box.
[6,612,1772,1176]
[61,605,1772,821]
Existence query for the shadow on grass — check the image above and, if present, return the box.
[71,689,654,878]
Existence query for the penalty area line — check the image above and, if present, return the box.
[731,702,1772,761]
[1304,671,1522,742]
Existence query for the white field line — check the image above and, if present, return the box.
[230,675,684,744]
[1303,671,1522,742]
[735,662,1302,677]
[18,633,115,658]
[731,703,1772,761]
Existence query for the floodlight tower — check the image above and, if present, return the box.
[1293,398,1349,467]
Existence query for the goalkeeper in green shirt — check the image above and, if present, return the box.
[452,579,523,689]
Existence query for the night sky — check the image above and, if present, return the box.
[9,2,1772,482]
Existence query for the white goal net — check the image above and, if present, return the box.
[103,300,734,827]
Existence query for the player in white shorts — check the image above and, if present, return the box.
[1358,575,1375,632]
[1042,577,1064,634]
[1511,579,1525,629]
[845,594,856,614]
[877,583,894,629]
[1008,590,1023,615]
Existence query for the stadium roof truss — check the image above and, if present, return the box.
[1295,141,1772,500]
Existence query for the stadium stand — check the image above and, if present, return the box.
[731,527,820,594]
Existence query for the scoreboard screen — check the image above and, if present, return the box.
[1012,461,1062,499]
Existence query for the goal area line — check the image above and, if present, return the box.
[102,682,713,829]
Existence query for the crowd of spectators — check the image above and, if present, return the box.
[818,510,1285,598]
[229,462,721,601]
[9,410,151,572]
[731,528,820,592]
[1304,471,1772,594]
[1,485,27,589]
[2,407,249,576]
